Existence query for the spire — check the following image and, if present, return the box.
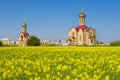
[79,8,86,25]
[81,8,84,13]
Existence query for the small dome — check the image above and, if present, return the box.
[22,23,27,27]
[79,13,86,18]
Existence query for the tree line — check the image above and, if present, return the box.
[110,41,120,46]
[1,36,120,46]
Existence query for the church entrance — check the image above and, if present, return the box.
[69,39,72,44]
[20,35,24,46]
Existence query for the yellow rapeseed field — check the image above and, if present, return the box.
[0,46,120,80]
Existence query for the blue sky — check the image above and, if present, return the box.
[0,0,120,43]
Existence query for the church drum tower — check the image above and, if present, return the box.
[18,23,30,46]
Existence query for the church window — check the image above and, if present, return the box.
[91,39,93,43]
[72,32,75,43]
[72,32,75,37]
[80,35,81,41]
[83,32,86,42]
[89,31,92,38]
[21,36,23,41]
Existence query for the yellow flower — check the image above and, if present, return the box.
[93,74,99,80]
[66,75,70,80]
[24,70,32,76]
[75,78,78,80]
[46,74,50,79]
[2,71,7,78]
[105,75,110,80]
[29,78,33,80]
[34,77,40,80]
[116,65,120,72]
[72,69,78,75]
[56,64,62,70]
[79,74,83,78]
[62,65,68,71]
[55,77,60,80]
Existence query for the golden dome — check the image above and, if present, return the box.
[22,23,27,27]
[79,13,86,18]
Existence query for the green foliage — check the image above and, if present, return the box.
[27,35,40,46]
[0,40,3,46]
[99,41,104,44]
[96,41,104,45]
[110,41,120,46]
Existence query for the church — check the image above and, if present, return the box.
[68,11,96,45]
[18,23,30,46]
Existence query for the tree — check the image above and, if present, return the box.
[27,35,40,46]
[96,41,104,45]
[99,41,104,44]
[110,41,120,46]
[0,40,3,46]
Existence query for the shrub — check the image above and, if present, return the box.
[27,35,40,46]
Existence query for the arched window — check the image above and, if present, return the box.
[20,35,23,41]
[89,31,92,38]
[91,39,93,43]
[72,32,75,37]
[83,32,86,42]
[72,32,75,43]
[80,35,81,41]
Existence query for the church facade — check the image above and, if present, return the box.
[68,12,96,45]
[18,23,29,46]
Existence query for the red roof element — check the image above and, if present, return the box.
[22,32,29,37]
[75,25,89,31]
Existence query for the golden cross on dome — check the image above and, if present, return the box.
[23,18,26,23]
[81,8,84,13]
